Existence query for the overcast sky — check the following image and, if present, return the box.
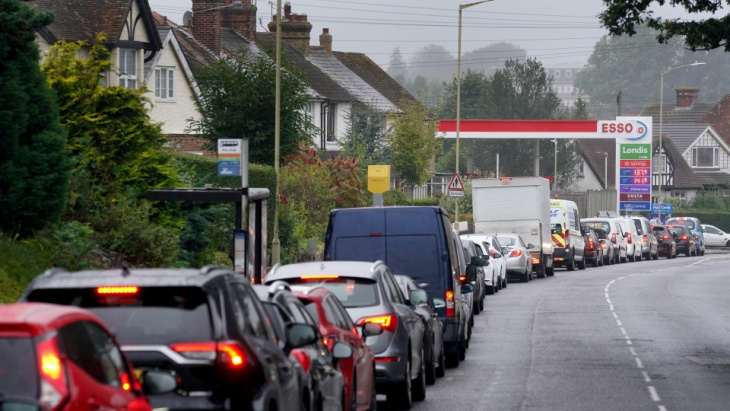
[148,0,700,69]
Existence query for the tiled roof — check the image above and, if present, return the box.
[658,123,707,154]
[578,139,616,188]
[30,0,160,49]
[695,172,730,188]
[701,94,730,146]
[333,51,415,109]
[256,33,354,102]
[642,101,716,127]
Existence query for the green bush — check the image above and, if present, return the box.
[383,190,408,206]
[0,235,54,302]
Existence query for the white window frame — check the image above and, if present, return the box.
[554,70,561,78]
[652,153,667,173]
[691,147,719,167]
[155,67,174,100]
[119,48,138,89]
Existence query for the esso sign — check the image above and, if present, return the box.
[597,118,650,142]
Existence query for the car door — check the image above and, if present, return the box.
[57,320,142,410]
[381,268,424,380]
[702,225,721,246]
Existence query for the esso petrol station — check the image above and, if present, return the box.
[436,117,653,214]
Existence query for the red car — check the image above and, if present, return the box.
[291,286,378,411]
[0,302,175,411]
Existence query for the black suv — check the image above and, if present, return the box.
[20,266,313,411]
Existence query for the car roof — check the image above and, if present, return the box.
[0,302,98,336]
[24,266,235,291]
[266,261,384,281]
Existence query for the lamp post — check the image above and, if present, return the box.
[271,0,283,266]
[596,152,608,190]
[551,139,558,191]
[658,61,705,221]
[455,0,493,223]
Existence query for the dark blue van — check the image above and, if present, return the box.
[323,206,468,367]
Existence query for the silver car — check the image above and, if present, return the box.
[265,260,427,409]
[495,233,533,282]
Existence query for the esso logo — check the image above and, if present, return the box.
[601,123,635,133]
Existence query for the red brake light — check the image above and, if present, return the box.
[171,341,245,367]
[120,372,132,391]
[510,249,523,257]
[663,234,669,240]
[291,349,311,374]
[643,234,648,244]
[37,335,69,411]
[611,233,617,244]
[681,235,688,241]
[96,286,138,295]
[358,314,397,333]
[445,290,455,317]
[300,274,339,280]
[531,257,540,265]
[374,357,400,362]
[458,274,467,284]
[627,233,632,244]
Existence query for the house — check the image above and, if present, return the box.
[544,64,586,108]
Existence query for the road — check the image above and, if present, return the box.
[411,249,730,411]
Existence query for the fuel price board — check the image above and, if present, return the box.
[618,144,652,211]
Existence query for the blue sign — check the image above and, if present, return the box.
[651,203,673,214]
[619,176,651,185]
[619,202,651,211]
[218,161,240,176]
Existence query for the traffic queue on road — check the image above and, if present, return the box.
[0,198,721,411]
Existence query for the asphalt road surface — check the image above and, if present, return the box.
[407,248,730,411]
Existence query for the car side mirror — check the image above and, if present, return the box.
[409,289,428,306]
[332,341,353,360]
[461,284,474,294]
[470,256,486,266]
[527,244,536,249]
[493,252,502,258]
[142,370,177,395]
[465,265,478,283]
[286,323,318,349]
[432,298,446,309]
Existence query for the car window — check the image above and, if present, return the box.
[496,236,515,246]
[58,321,124,388]
[261,302,287,346]
[302,301,320,323]
[289,278,380,308]
[286,301,314,325]
[668,226,687,236]
[332,298,356,331]
[705,225,720,234]
[668,218,696,230]
[27,287,212,346]
[227,284,250,338]
[0,337,38,399]
[237,283,276,342]
[382,269,406,305]
[324,296,349,330]
[633,219,644,235]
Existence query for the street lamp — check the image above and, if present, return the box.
[455,0,493,223]
[657,61,705,221]
[551,139,558,191]
[596,152,608,190]
[271,0,283,265]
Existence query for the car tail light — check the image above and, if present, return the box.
[37,335,69,411]
[322,335,337,350]
[291,349,311,374]
[445,290,455,317]
[564,229,570,247]
[96,286,139,295]
[374,357,399,362]
[611,233,617,244]
[681,235,688,241]
[626,233,632,244]
[588,238,594,250]
[662,234,669,240]
[643,234,648,244]
[358,315,397,333]
[300,274,340,280]
[531,257,540,265]
[171,341,245,367]
[510,249,523,257]
[458,274,467,284]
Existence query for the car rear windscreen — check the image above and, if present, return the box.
[496,236,516,247]
[583,221,612,234]
[0,338,38,399]
[668,218,696,230]
[25,287,211,345]
[288,278,379,308]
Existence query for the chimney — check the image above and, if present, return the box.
[319,28,332,52]
[192,0,221,55]
[268,2,312,55]
[221,0,257,41]
[676,87,700,108]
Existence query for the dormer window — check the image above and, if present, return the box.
[155,67,174,100]
[692,147,719,167]
[119,48,137,89]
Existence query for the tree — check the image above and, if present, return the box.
[389,98,441,197]
[0,0,71,237]
[339,103,391,168]
[188,49,315,164]
[600,0,730,52]
[408,44,456,83]
[461,42,527,72]
[387,47,408,83]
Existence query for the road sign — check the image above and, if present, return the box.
[651,203,673,214]
[217,139,242,177]
[448,173,464,197]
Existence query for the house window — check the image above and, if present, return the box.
[554,70,561,78]
[305,102,314,122]
[691,147,719,167]
[652,153,666,173]
[155,67,174,100]
[577,159,585,177]
[566,69,572,77]
[325,103,336,142]
[119,48,137,89]
[671,191,686,199]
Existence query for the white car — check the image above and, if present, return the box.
[616,217,642,262]
[701,224,730,247]
[460,234,507,291]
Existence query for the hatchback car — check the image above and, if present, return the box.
[582,227,604,267]
[394,274,446,385]
[667,225,696,256]
[701,224,730,247]
[21,267,305,411]
[667,216,705,256]
[581,218,627,264]
[631,216,659,260]
[252,282,349,411]
[460,237,487,312]
[652,225,677,259]
[0,302,175,411]
[592,227,615,265]
[461,235,499,296]
[265,261,427,409]
[495,233,533,281]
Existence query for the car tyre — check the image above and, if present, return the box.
[458,340,466,361]
[522,269,530,282]
[388,358,412,410]
[567,255,576,271]
[652,252,658,260]
[445,347,459,368]
[502,275,508,288]
[412,348,427,402]
[577,256,586,270]
[479,297,485,312]
[425,340,436,386]
[436,343,446,378]
[368,371,377,411]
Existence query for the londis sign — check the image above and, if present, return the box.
[597,119,650,142]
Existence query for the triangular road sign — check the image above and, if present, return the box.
[448,173,464,191]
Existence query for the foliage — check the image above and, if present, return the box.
[187,49,315,165]
[339,103,391,169]
[439,178,473,215]
[0,234,53,302]
[383,189,408,206]
[461,42,527,73]
[389,97,441,189]
[0,0,71,237]
[689,190,729,211]
[43,221,96,270]
[600,0,730,52]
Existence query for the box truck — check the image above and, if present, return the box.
[471,177,554,277]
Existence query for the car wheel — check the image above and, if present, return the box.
[388,357,412,410]
[412,348,427,402]
[502,276,508,288]
[349,379,357,411]
[458,339,466,361]
[577,256,586,270]
[425,338,436,386]
[479,297,485,312]
[567,255,576,271]
[726,240,730,247]
[445,347,459,368]
[436,343,446,378]
[652,251,658,260]
[368,370,377,411]
[592,257,598,267]
[522,269,530,282]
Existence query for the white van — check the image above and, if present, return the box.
[580,217,627,263]
[550,199,586,270]
[615,218,642,262]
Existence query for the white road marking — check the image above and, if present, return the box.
[620,327,627,335]
[605,293,610,298]
[642,371,651,382]
[658,406,668,411]
[612,312,619,319]
[607,298,613,304]
[616,319,623,326]
[648,386,661,401]
[629,347,637,356]
[636,358,644,369]
[609,304,615,311]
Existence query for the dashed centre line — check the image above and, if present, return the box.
[605,275,666,410]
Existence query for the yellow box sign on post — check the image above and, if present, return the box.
[368,165,391,194]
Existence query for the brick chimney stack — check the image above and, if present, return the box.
[192,0,221,55]
[676,87,700,108]
[268,2,312,55]
[221,0,257,41]
[319,28,332,52]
